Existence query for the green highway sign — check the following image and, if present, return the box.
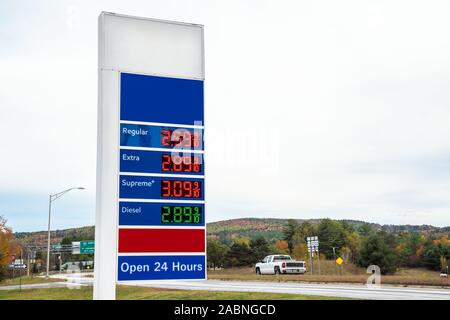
[80,240,95,254]
[72,240,95,254]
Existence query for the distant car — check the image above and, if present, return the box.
[61,260,94,271]
[255,255,306,275]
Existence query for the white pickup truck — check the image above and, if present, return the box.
[255,255,306,275]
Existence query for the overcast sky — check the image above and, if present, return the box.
[1,0,450,232]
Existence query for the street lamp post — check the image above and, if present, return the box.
[46,187,84,278]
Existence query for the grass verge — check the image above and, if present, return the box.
[0,276,60,287]
[208,267,450,287]
[0,286,346,300]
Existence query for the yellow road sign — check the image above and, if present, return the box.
[336,257,344,265]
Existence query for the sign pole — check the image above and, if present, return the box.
[27,250,30,277]
[307,237,313,275]
[19,249,22,291]
[317,246,321,275]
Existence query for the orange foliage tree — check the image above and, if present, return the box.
[0,215,20,280]
[275,240,289,253]
[434,235,450,246]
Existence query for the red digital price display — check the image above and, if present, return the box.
[161,129,201,148]
[161,180,202,198]
[161,154,202,173]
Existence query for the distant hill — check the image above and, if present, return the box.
[207,218,450,244]
[14,218,449,246]
[15,226,95,246]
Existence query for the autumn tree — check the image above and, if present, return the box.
[0,215,20,281]
[396,232,423,268]
[291,243,308,261]
[423,235,450,271]
[343,231,361,263]
[274,240,289,254]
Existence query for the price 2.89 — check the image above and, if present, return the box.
[161,154,202,173]
[161,206,202,224]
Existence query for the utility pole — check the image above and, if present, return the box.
[332,247,338,275]
[19,249,22,292]
[46,194,52,279]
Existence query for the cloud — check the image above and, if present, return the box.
[1,0,450,230]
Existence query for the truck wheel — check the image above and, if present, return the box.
[274,267,281,275]
[256,268,261,275]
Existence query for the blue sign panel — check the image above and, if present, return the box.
[118,72,205,281]
[120,149,204,175]
[120,123,203,150]
[119,175,204,200]
[119,202,205,226]
[120,73,204,125]
[117,255,206,281]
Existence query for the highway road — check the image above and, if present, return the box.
[135,280,450,300]
[2,273,450,300]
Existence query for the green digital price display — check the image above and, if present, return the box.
[161,205,202,224]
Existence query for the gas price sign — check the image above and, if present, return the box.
[117,72,205,282]
[96,13,205,299]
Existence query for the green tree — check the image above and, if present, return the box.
[423,240,450,271]
[397,232,422,267]
[282,219,300,254]
[299,221,315,238]
[224,242,253,267]
[357,233,397,274]
[340,221,355,233]
[207,240,228,270]
[317,219,346,259]
[250,237,270,262]
[423,244,441,270]
[357,223,374,237]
